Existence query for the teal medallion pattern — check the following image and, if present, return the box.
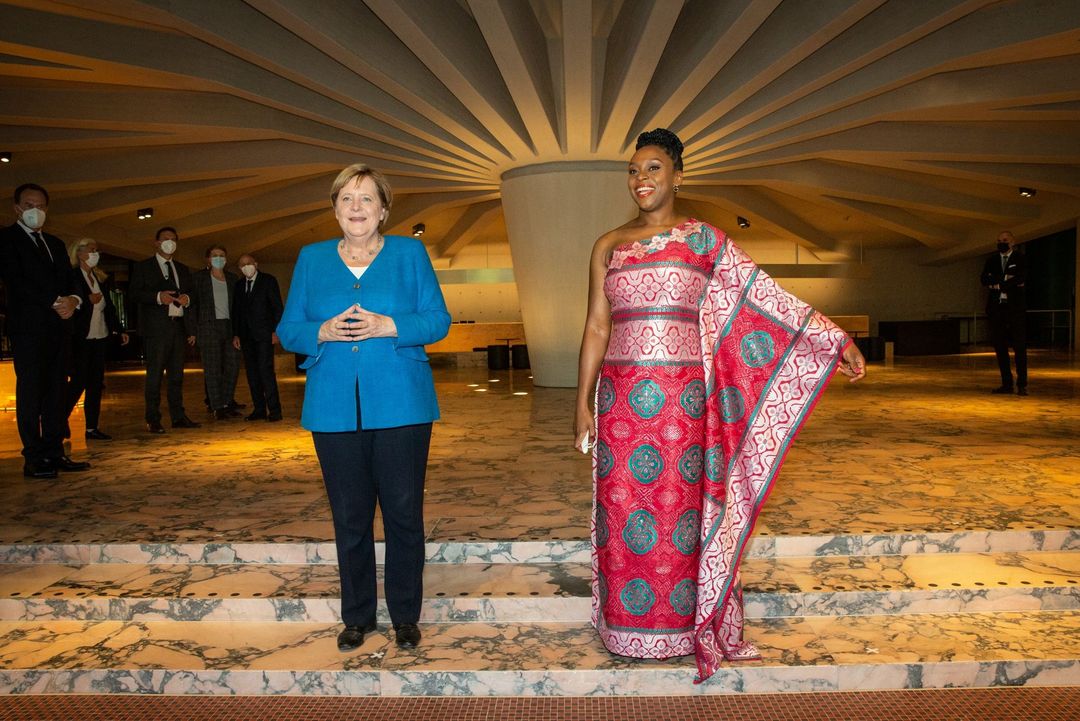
[677,444,703,484]
[679,379,706,419]
[596,440,614,479]
[597,376,616,415]
[628,444,664,484]
[598,570,609,609]
[719,385,745,423]
[740,330,775,368]
[669,578,696,616]
[705,444,724,482]
[671,509,701,555]
[628,379,665,419]
[595,501,609,547]
[685,227,717,255]
[622,509,659,555]
[620,578,657,616]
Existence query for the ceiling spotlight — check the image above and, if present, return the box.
[1018,187,1036,198]
[0,152,10,163]
[137,207,154,220]
[412,223,425,237]
[737,216,750,229]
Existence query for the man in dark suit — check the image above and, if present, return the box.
[128,226,201,433]
[232,253,284,421]
[0,183,91,478]
[191,245,241,420]
[980,230,1028,396]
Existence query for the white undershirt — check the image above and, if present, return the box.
[347,266,369,279]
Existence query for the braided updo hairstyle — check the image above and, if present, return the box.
[635,128,684,171]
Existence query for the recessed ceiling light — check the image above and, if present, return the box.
[137,207,154,220]
[412,223,425,236]
[737,216,750,229]
[1018,187,1036,198]
[0,152,11,163]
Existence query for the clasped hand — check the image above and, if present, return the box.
[318,304,396,342]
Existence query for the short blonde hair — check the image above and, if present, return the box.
[330,163,393,226]
[68,238,108,282]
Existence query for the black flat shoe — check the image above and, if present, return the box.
[23,460,58,479]
[85,429,112,441]
[146,421,166,434]
[172,417,202,429]
[228,401,247,410]
[337,622,378,652]
[267,413,283,422]
[1017,387,1028,396]
[394,623,421,649]
[991,386,1013,395]
[55,456,90,472]
[245,412,267,422]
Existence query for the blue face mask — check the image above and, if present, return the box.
[210,256,227,270]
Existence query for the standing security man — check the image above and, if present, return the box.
[981,230,1028,396]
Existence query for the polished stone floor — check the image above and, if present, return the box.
[0,350,1077,696]
[0,350,1077,545]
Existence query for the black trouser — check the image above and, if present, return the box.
[10,333,67,463]
[65,336,108,430]
[143,320,188,424]
[313,418,432,628]
[990,307,1027,389]
[198,319,240,411]
[241,337,280,415]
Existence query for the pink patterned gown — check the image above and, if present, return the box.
[592,220,849,683]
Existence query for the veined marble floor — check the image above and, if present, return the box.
[0,350,1077,545]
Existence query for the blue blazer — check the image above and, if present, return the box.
[277,236,450,432]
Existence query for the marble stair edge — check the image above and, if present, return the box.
[1,527,1076,565]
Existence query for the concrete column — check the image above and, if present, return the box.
[501,162,637,387]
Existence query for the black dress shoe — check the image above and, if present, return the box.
[267,413,283,422]
[991,386,1013,395]
[54,456,90,472]
[394,623,421,649]
[147,421,166,434]
[228,400,247,410]
[245,412,267,422]
[23,460,58,479]
[213,409,227,420]
[1017,387,1028,396]
[172,417,202,429]
[337,622,378,651]
[85,429,112,441]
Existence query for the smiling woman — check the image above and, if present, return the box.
[276,162,451,655]
[575,128,866,684]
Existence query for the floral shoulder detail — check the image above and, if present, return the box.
[608,220,705,271]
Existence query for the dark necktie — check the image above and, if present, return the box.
[246,279,253,294]
[167,260,180,290]
[32,231,52,263]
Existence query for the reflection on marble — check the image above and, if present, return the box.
[0,612,1077,696]
[0,354,1076,546]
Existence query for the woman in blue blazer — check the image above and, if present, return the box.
[277,164,450,652]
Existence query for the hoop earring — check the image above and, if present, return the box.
[674,185,680,193]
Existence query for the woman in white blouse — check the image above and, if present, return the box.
[65,238,129,440]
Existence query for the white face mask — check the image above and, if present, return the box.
[85,252,100,268]
[240,264,256,278]
[159,239,177,255]
[210,256,227,270]
[21,207,46,230]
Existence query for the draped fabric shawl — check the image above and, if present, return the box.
[692,223,849,681]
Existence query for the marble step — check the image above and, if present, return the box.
[0,526,1076,565]
[1,552,1075,623]
[1,611,1078,696]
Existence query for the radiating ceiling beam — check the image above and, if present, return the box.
[364,0,535,161]
[468,0,560,156]
[594,0,681,155]
[560,0,595,156]
[434,199,503,258]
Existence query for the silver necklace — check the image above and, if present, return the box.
[340,236,382,260]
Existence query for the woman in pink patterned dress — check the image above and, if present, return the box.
[574,128,866,683]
